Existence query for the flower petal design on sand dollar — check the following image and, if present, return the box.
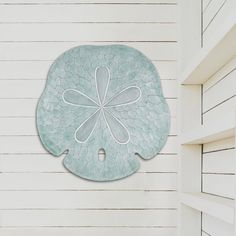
[103,109,130,144]
[75,109,101,143]
[95,66,110,105]
[62,89,99,107]
[105,86,141,107]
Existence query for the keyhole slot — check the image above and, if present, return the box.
[98,148,106,162]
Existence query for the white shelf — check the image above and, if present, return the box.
[180,13,236,85]
[180,192,234,224]
[181,112,235,144]
[179,2,236,235]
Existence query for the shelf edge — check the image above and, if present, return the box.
[180,192,234,224]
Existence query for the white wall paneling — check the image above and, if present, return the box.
[203,0,228,32]
[0,1,178,235]
[202,138,235,201]
[200,55,236,228]
[0,42,178,61]
[0,60,177,80]
[0,172,177,190]
[0,0,177,3]
[202,0,235,47]
[0,4,177,22]
[202,56,236,126]
[0,24,176,42]
[202,213,235,236]
[179,0,236,235]
[0,228,177,236]
[179,0,201,71]
[180,0,236,85]
[0,79,177,98]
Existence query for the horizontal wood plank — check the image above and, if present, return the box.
[0,191,177,209]
[0,227,177,236]
[0,5,177,23]
[0,60,177,80]
[202,174,235,199]
[0,209,177,227]
[0,42,177,61]
[203,67,236,112]
[0,0,177,4]
[203,149,235,174]
[203,96,236,126]
[0,172,177,190]
[0,23,177,42]
[202,213,234,236]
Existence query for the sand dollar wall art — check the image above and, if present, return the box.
[36,45,170,181]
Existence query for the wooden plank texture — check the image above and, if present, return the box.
[0,0,177,3]
[0,42,177,61]
[203,0,233,46]
[203,149,235,174]
[0,1,178,234]
[0,209,177,227]
[202,213,234,236]
[0,23,177,42]
[0,5,177,22]
[203,66,236,113]
[0,228,177,236]
[203,0,227,30]
[0,172,177,190]
[0,191,177,209]
[202,174,235,199]
[0,60,177,80]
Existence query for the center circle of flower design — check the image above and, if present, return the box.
[62,66,142,145]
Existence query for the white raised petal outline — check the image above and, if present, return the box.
[74,109,101,143]
[103,108,130,144]
[95,66,110,105]
[62,66,142,145]
[62,89,99,108]
[104,86,142,108]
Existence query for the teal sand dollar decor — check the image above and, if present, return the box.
[36,45,170,181]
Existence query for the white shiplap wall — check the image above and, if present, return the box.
[0,1,178,235]
[202,0,234,47]
[179,0,236,235]
[202,213,235,236]
[201,2,236,233]
[201,57,236,234]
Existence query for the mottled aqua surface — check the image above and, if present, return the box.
[36,45,170,181]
